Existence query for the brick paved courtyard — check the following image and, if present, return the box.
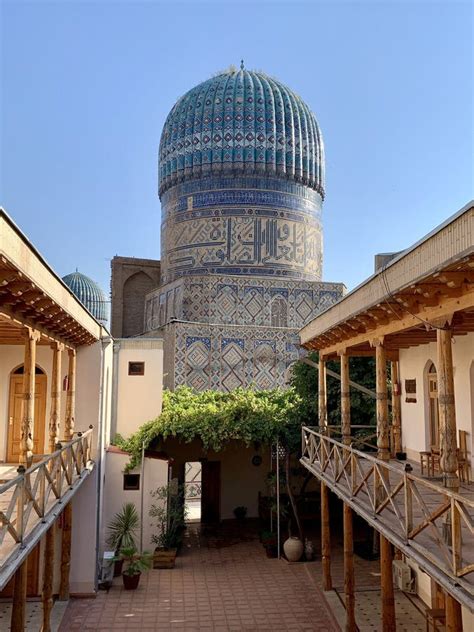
[59,527,339,631]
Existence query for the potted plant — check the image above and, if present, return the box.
[261,530,278,558]
[106,503,139,577]
[149,484,187,569]
[117,546,151,590]
[233,506,247,521]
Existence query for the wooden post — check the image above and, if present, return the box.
[11,559,27,632]
[20,328,41,466]
[64,349,76,442]
[340,351,351,445]
[375,340,390,461]
[318,355,327,428]
[321,481,332,591]
[445,593,463,631]
[41,525,55,632]
[380,535,396,631]
[437,328,459,490]
[49,342,64,454]
[59,502,72,600]
[390,361,402,456]
[343,503,356,631]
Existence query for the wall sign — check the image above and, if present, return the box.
[405,378,417,403]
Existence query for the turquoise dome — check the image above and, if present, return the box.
[63,271,108,325]
[159,67,325,197]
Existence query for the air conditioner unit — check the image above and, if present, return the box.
[392,559,416,593]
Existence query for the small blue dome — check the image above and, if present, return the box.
[159,67,325,197]
[63,271,108,325]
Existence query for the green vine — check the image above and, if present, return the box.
[114,386,303,471]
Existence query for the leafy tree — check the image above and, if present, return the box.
[289,351,376,428]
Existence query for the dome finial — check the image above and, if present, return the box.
[240,59,244,70]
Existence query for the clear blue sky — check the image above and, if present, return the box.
[1,1,472,297]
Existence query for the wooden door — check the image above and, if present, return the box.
[7,374,47,462]
[201,461,220,524]
[428,368,439,450]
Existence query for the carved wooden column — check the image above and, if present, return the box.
[318,355,327,428]
[339,350,355,630]
[375,339,390,461]
[390,361,402,456]
[41,525,55,631]
[380,536,396,631]
[20,328,41,466]
[319,356,332,591]
[59,503,72,600]
[437,328,459,490]
[63,349,76,442]
[437,326,462,629]
[340,351,351,445]
[49,342,64,454]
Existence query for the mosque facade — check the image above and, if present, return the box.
[112,66,345,391]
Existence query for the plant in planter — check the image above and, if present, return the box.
[233,506,247,521]
[117,546,152,590]
[150,484,187,569]
[106,503,139,577]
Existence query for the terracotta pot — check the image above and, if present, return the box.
[153,548,177,569]
[283,536,303,562]
[122,571,141,590]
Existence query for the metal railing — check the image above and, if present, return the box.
[301,426,474,607]
[0,428,94,587]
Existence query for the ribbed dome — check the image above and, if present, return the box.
[62,271,108,325]
[159,67,325,197]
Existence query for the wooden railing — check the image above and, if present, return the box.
[0,428,94,586]
[301,426,474,607]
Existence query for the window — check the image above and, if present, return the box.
[123,474,140,490]
[427,363,439,450]
[128,362,145,376]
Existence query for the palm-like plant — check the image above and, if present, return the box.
[106,503,139,554]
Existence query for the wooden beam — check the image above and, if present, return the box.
[380,535,396,631]
[321,481,332,591]
[41,525,55,632]
[445,593,463,631]
[11,559,27,632]
[59,503,72,601]
[343,503,356,631]
[314,291,474,356]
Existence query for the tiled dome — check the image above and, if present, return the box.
[159,67,325,197]
[62,271,108,325]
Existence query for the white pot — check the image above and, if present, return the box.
[283,536,304,562]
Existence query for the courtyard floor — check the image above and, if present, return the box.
[59,525,338,631]
[59,523,429,631]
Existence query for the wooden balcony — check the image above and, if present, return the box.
[0,428,94,590]
[301,426,474,611]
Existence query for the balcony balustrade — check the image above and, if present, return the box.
[301,425,474,609]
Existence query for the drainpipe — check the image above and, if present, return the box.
[139,441,145,553]
[94,334,112,589]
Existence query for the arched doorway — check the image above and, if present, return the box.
[427,362,439,451]
[7,365,47,463]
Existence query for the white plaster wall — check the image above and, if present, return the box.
[114,339,164,439]
[101,450,169,554]
[399,332,474,467]
[69,470,98,595]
